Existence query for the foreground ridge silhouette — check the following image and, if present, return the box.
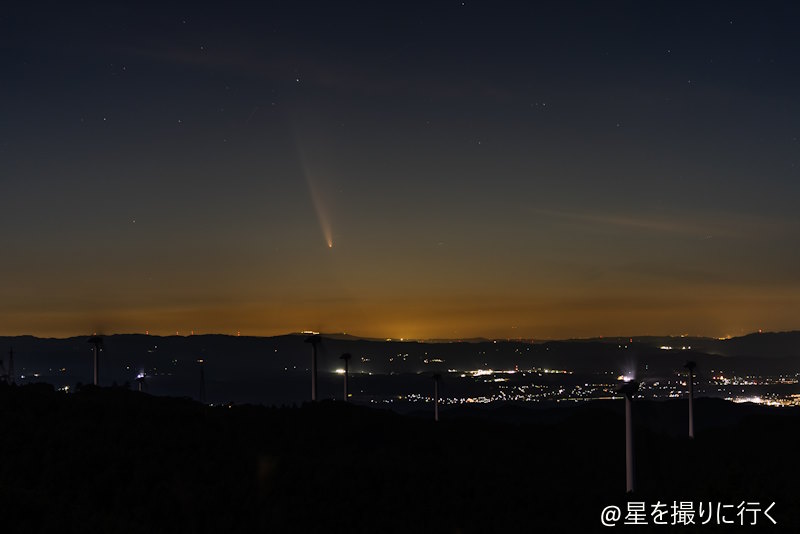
[0,383,797,532]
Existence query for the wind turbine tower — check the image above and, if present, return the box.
[617,380,640,493]
[87,336,103,386]
[340,353,351,402]
[685,361,697,439]
[433,374,442,422]
[305,334,321,401]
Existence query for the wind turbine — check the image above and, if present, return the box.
[685,361,697,439]
[433,374,442,422]
[617,380,639,493]
[87,336,103,386]
[305,334,321,401]
[340,353,351,402]
[136,371,146,392]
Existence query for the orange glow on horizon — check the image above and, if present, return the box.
[2,291,799,341]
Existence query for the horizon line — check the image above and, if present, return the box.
[0,329,796,343]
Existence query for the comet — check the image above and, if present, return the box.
[291,130,334,249]
[305,175,334,248]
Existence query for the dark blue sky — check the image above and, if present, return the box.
[2,1,799,338]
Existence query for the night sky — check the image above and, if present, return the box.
[3,1,799,339]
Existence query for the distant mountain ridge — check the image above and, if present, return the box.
[1,330,798,379]
[0,329,797,407]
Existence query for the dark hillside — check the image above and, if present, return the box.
[0,384,797,533]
